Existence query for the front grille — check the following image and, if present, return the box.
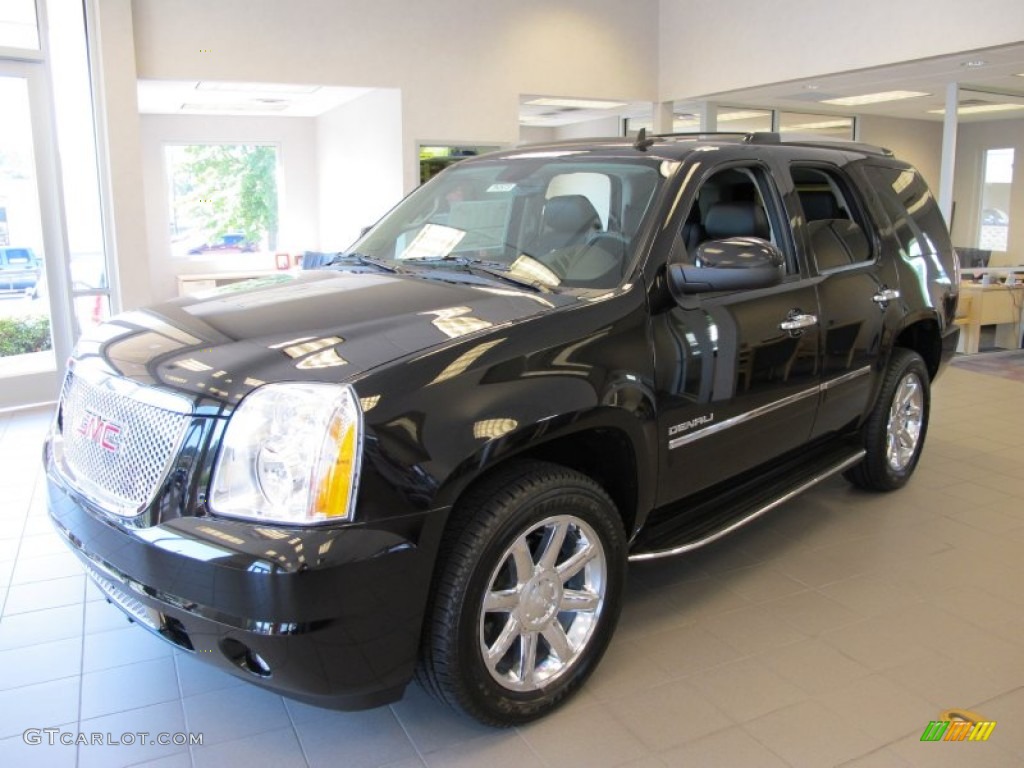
[57,366,192,518]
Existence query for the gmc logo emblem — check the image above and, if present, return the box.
[77,411,123,454]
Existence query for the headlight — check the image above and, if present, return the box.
[210,382,363,525]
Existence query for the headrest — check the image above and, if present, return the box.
[800,191,842,222]
[542,195,601,234]
[704,202,770,240]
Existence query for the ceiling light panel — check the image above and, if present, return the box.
[525,97,628,110]
[196,81,321,95]
[927,103,1024,115]
[821,90,929,106]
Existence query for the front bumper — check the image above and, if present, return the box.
[45,446,447,710]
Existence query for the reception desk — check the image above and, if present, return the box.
[956,283,1024,354]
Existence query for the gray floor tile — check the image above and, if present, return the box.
[82,624,174,673]
[294,706,418,768]
[77,701,190,768]
[80,656,181,720]
[181,685,289,746]
[0,636,82,691]
[2,574,85,616]
[659,726,790,768]
[0,677,79,739]
[519,703,649,768]
[192,725,307,768]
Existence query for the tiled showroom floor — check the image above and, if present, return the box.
[1,363,1023,768]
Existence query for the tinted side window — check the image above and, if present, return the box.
[679,165,795,274]
[863,166,945,256]
[791,165,872,272]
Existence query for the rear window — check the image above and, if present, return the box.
[863,166,946,257]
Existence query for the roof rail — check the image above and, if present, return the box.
[651,130,893,157]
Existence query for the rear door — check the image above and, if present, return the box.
[652,159,822,505]
[781,160,902,438]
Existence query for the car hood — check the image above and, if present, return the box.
[71,269,570,409]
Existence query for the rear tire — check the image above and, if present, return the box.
[417,460,626,726]
[845,348,930,491]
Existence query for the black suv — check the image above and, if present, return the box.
[45,133,959,725]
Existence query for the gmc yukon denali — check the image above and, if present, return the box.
[45,132,959,725]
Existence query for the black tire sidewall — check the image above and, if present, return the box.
[451,475,626,724]
[863,349,931,489]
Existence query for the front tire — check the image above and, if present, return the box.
[846,348,930,491]
[417,461,626,726]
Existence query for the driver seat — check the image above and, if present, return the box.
[703,201,771,241]
[538,195,602,253]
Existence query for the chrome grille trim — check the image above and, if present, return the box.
[55,364,193,518]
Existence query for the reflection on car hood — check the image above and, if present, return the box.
[70,270,570,408]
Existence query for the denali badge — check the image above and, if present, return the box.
[668,413,714,436]
[77,411,123,454]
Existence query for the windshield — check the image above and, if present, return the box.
[347,152,666,292]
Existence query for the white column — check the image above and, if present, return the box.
[938,82,958,224]
[652,101,674,133]
[697,102,718,132]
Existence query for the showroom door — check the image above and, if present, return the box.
[0,60,74,408]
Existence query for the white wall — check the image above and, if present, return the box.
[858,115,943,192]
[317,89,404,251]
[138,115,319,301]
[519,126,558,145]
[950,117,1024,257]
[127,0,661,191]
[554,116,624,141]
[659,0,1024,99]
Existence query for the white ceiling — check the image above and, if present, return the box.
[688,43,1024,124]
[519,43,1024,131]
[137,80,374,117]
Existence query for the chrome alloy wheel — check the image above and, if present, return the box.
[479,514,607,692]
[886,371,924,471]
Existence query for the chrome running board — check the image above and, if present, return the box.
[628,449,866,562]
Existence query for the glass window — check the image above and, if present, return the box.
[419,145,500,184]
[791,165,872,271]
[864,165,945,257]
[978,147,1013,251]
[0,75,52,371]
[778,111,854,140]
[165,144,280,257]
[0,0,39,50]
[352,155,664,291]
[677,165,794,273]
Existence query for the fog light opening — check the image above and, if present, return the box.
[219,637,273,678]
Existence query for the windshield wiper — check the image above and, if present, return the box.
[327,252,401,273]
[403,256,549,293]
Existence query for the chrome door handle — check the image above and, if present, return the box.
[779,313,818,331]
[872,289,900,304]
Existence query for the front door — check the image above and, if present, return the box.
[652,161,821,506]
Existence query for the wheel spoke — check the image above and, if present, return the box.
[483,588,519,613]
[538,520,569,570]
[556,542,597,583]
[485,615,520,666]
[510,537,535,583]
[542,622,573,662]
[560,588,600,613]
[518,630,539,685]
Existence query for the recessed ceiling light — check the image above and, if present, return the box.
[525,97,628,110]
[821,90,929,106]
[927,103,1024,115]
[1016,73,1024,78]
[780,119,852,131]
[803,84,821,91]
[960,59,988,68]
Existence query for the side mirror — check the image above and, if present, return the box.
[667,237,784,297]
